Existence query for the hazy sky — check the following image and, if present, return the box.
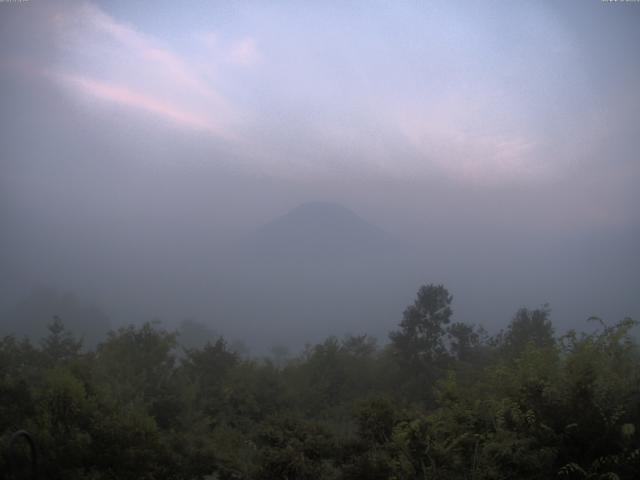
[1,1,639,345]
[2,0,637,216]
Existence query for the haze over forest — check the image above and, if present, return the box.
[1,0,639,353]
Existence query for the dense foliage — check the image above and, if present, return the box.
[2,285,639,479]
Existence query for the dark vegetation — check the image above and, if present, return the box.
[1,285,639,479]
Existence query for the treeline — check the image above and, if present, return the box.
[1,284,639,479]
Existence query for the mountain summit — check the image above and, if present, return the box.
[246,202,393,259]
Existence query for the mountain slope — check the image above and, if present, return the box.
[242,201,395,260]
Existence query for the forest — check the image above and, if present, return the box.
[1,284,639,479]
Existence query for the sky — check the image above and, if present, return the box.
[1,0,639,348]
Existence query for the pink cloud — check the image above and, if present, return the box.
[83,5,217,100]
[392,94,546,185]
[48,2,239,141]
[56,73,233,138]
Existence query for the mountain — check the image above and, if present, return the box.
[240,201,396,261]
[199,202,421,349]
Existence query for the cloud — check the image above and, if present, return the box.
[46,2,240,140]
[229,37,261,67]
[397,110,541,185]
[2,0,633,203]
[54,73,232,137]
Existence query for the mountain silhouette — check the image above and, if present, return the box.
[207,202,418,349]
[243,201,395,260]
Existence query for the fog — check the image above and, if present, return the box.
[1,0,638,353]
